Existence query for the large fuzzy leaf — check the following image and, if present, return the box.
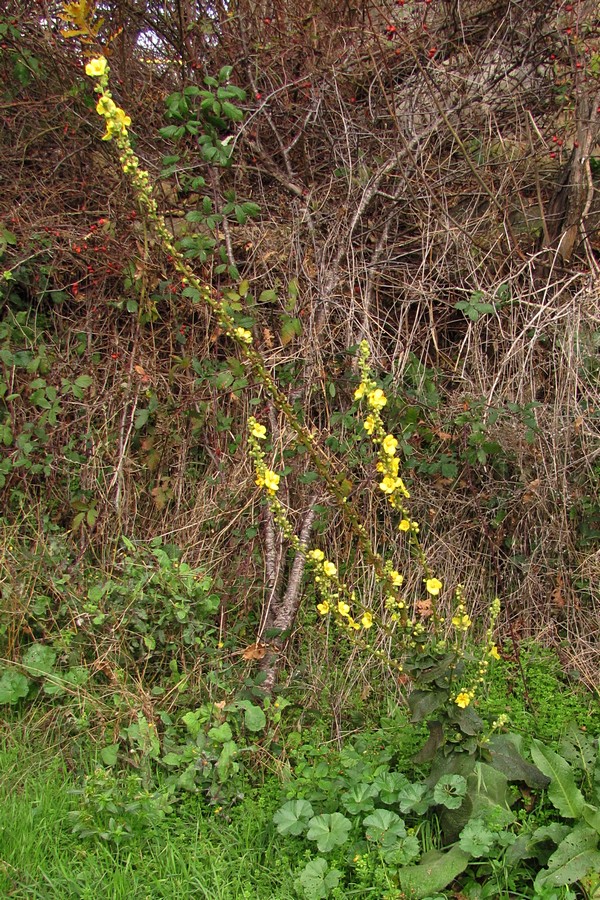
[530,740,586,819]
[397,846,470,899]
[534,825,600,889]
[488,733,550,788]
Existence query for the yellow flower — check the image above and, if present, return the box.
[368,389,387,411]
[263,470,280,492]
[85,57,107,77]
[317,601,330,615]
[488,644,501,660]
[382,434,398,456]
[234,326,252,344]
[425,578,443,596]
[455,692,471,709]
[323,561,337,578]
[452,613,472,630]
[399,519,411,532]
[114,107,131,128]
[250,421,267,440]
[337,600,350,616]
[354,384,366,400]
[361,611,373,629]
[379,475,400,494]
[96,96,116,116]
[389,570,403,587]
[308,549,325,562]
[363,415,376,435]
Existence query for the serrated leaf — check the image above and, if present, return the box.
[22,643,57,676]
[273,799,314,836]
[363,809,406,844]
[0,670,30,704]
[433,774,467,809]
[373,771,411,804]
[341,782,378,815]
[396,782,432,815]
[530,740,586,819]
[459,817,497,857]
[306,813,352,853]
[295,857,341,900]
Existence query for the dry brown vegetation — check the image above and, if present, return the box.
[1,0,599,690]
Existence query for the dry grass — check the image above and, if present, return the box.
[1,0,599,692]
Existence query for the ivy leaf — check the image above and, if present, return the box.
[273,799,314,836]
[207,722,232,743]
[306,813,352,852]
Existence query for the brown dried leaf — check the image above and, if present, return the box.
[242,642,267,660]
[416,599,433,619]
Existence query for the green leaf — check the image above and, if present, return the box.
[373,771,410,804]
[408,690,447,723]
[363,809,407,845]
[208,722,232,743]
[100,744,119,766]
[306,813,352,853]
[134,408,150,429]
[241,701,266,732]
[535,825,600,889]
[530,740,586,819]
[295,858,341,900]
[22,643,57,676]
[459,818,498,857]
[221,100,244,122]
[0,670,30,704]
[281,315,302,346]
[396,783,432,815]
[341,782,378,815]
[397,846,470,899]
[273,799,314,836]
[487,733,551,788]
[433,774,467,809]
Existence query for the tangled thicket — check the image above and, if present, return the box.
[1,0,599,686]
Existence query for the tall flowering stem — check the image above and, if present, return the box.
[84,57,407,602]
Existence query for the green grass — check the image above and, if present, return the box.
[1,642,599,900]
[0,728,295,899]
[478,641,600,744]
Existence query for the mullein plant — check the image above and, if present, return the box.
[84,56,502,756]
[249,342,503,757]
